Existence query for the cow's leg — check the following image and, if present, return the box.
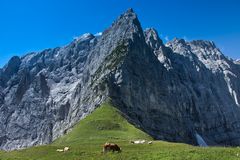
[103,147,107,154]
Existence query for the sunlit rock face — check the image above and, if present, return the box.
[0,9,240,150]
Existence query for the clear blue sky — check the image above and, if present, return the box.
[0,0,240,67]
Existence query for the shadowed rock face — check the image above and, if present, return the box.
[0,9,240,150]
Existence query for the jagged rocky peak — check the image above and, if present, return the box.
[166,38,218,51]
[3,56,21,74]
[188,41,228,72]
[235,59,240,64]
[73,33,95,42]
[144,28,163,50]
[168,37,186,45]
[189,40,223,57]
[166,37,226,65]
[167,38,216,48]
[108,8,144,41]
[0,56,21,87]
[167,37,188,47]
[165,38,192,57]
[111,8,138,29]
[143,28,172,69]
[165,38,189,51]
[190,40,216,49]
[119,8,136,20]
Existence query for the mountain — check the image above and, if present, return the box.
[1,102,239,160]
[235,59,240,64]
[0,9,240,150]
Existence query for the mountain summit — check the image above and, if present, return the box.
[0,9,240,150]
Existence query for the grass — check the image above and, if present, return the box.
[0,102,240,160]
[53,102,152,146]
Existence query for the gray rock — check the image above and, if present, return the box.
[0,8,240,150]
[235,59,240,65]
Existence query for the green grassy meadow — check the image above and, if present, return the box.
[0,102,240,160]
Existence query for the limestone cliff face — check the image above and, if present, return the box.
[112,29,240,145]
[0,9,240,150]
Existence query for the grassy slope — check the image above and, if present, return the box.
[0,102,240,160]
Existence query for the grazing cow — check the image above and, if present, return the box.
[103,143,121,153]
[130,140,146,144]
[56,147,70,153]
[56,149,64,152]
[64,147,70,152]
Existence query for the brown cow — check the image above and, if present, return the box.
[103,142,121,153]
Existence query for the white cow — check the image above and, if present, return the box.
[56,149,64,152]
[56,146,70,152]
[130,140,146,144]
[64,147,70,152]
